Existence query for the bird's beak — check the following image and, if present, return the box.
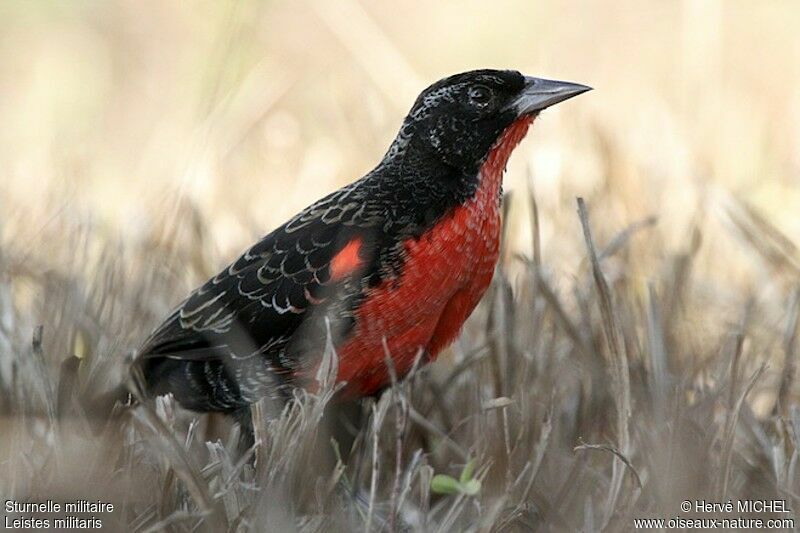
[506,76,592,115]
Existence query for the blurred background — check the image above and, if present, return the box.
[2,0,799,319]
[1,1,800,531]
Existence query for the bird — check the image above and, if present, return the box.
[135,69,590,421]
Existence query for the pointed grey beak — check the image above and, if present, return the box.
[506,76,592,115]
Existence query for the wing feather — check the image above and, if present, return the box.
[139,184,379,371]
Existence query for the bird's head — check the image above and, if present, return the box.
[386,69,591,176]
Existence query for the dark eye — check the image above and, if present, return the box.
[468,85,493,107]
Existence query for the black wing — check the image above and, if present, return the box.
[136,182,383,411]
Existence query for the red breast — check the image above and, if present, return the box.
[329,115,534,396]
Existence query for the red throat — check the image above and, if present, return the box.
[478,114,534,197]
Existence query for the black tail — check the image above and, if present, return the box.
[136,356,252,413]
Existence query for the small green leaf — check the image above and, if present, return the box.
[431,474,461,495]
[459,459,475,484]
[461,479,481,496]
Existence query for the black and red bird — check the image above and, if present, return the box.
[136,69,590,416]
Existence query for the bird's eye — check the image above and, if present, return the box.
[468,85,493,107]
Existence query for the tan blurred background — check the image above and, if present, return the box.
[1,0,799,353]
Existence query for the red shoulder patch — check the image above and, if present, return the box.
[329,237,363,282]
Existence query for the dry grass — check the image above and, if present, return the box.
[1,1,800,531]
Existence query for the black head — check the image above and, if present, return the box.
[385,69,590,176]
